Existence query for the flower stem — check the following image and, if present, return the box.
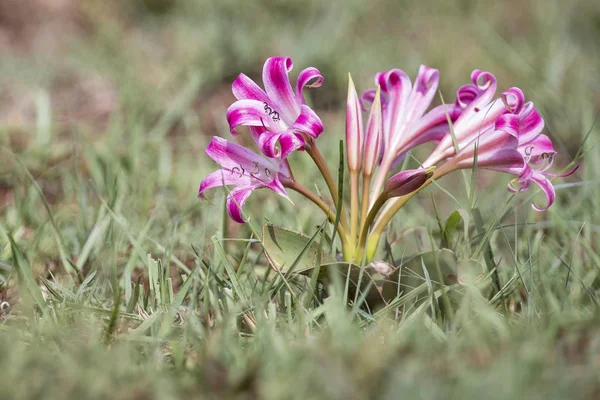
[359,172,372,237]
[350,170,359,247]
[354,193,389,263]
[369,152,394,208]
[364,166,453,262]
[305,142,349,231]
[283,180,348,241]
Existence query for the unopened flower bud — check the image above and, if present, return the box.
[363,86,382,177]
[384,167,435,198]
[346,74,363,172]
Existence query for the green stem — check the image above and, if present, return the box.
[368,152,394,207]
[305,142,349,232]
[354,193,389,263]
[364,166,454,262]
[284,179,349,244]
[359,172,372,238]
[350,171,359,247]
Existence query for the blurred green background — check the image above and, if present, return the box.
[1,1,600,399]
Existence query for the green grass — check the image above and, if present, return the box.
[1,0,600,398]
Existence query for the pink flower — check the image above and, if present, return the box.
[360,65,465,164]
[226,57,324,159]
[427,70,577,211]
[508,103,579,211]
[360,65,466,200]
[198,137,291,223]
[441,113,524,175]
[424,70,525,167]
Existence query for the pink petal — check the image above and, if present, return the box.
[377,69,412,152]
[227,185,258,223]
[519,134,555,158]
[296,67,324,105]
[262,57,300,125]
[469,69,497,106]
[453,129,523,171]
[266,175,289,198]
[226,99,287,135]
[255,130,305,159]
[205,136,282,182]
[495,114,520,137]
[517,102,544,143]
[361,88,389,112]
[400,125,450,156]
[226,180,291,223]
[530,173,555,212]
[198,169,252,199]
[452,70,498,121]
[455,83,480,108]
[501,87,525,114]
[546,164,579,178]
[287,104,324,139]
[401,103,462,155]
[401,65,439,126]
[232,73,269,102]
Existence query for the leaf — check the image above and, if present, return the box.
[389,227,435,255]
[262,225,332,274]
[7,233,47,312]
[381,249,486,308]
[388,249,458,295]
[298,262,385,309]
[441,210,463,248]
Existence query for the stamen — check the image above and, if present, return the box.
[263,101,281,122]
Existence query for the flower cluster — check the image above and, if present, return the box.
[198,57,577,262]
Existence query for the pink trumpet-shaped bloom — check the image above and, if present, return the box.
[346,75,364,172]
[226,57,324,159]
[198,137,292,223]
[443,114,524,175]
[507,102,579,211]
[384,167,435,198]
[435,89,577,211]
[362,86,383,177]
[424,70,525,167]
[360,65,464,164]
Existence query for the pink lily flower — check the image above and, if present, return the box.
[441,113,525,176]
[360,66,465,161]
[360,65,466,200]
[226,57,324,159]
[423,70,525,167]
[198,137,292,223]
[507,102,579,211]
[432,86,577,211]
